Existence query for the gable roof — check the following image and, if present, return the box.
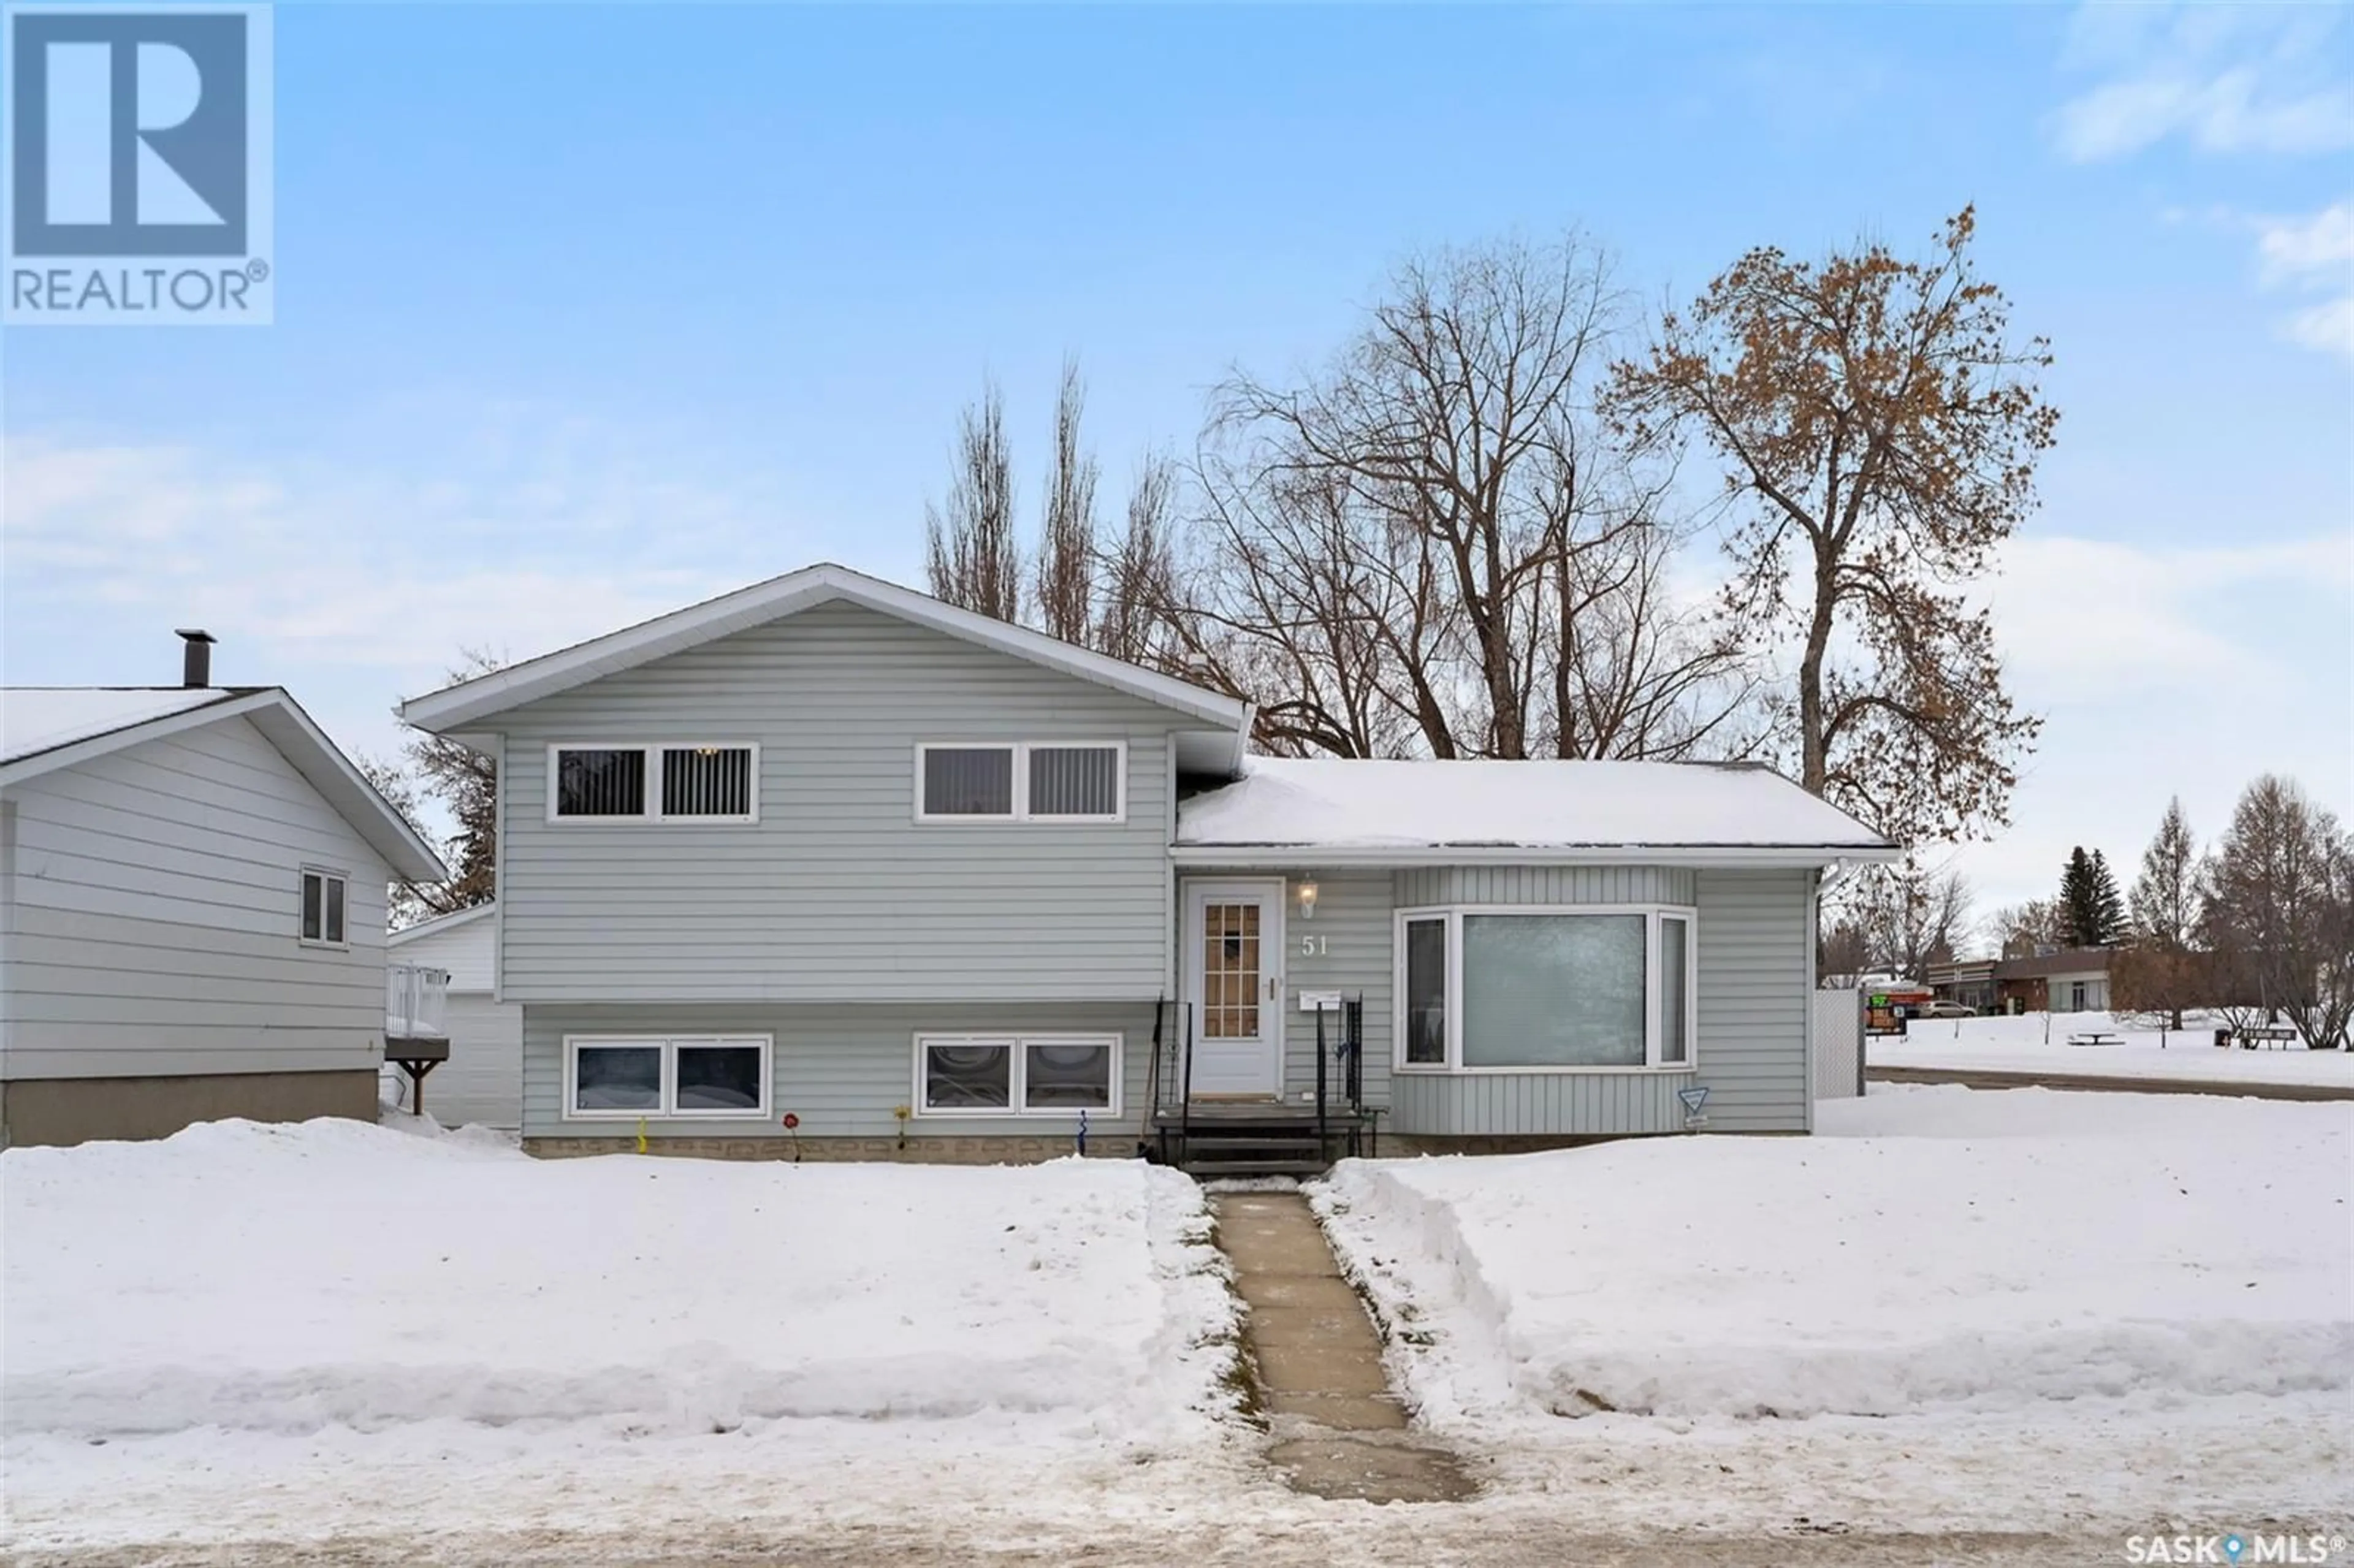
[1174,756,1899,867]
[396,562,1253,748]
[0,687,448,883]
[389,902,495,945]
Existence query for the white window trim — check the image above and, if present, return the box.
[561,1033,774,1121]
[912,741,1127,824]
[1390,904,1699,1075]
[910,1031,1124,1117]
[544,742,761,824]
[299,865,349,950]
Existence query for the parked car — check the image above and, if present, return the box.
[1918,1000,1979,1019]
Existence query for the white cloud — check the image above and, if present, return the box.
[2050,6,2353,162]
[0,424,810,764]
[2256,200,2354,280]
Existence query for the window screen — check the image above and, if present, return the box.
[555,748,647,817]
[1404,917,1448,1064]
[1660,916,1689,1064]
[301,872,324,941]
[1027,745,1119,818]
[324,875,346,945]
[1461,913,1647,1067]
[661,747,752,818]
[675,1041,764,1111]
[923,747,1015,816]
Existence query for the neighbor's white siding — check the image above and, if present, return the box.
[490,599,1206,1006]
[0,715,392,1081]
[389,912,519,1127]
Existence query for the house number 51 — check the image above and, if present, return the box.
[1300,934,1328,957]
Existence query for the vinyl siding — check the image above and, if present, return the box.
[1376,864,1808,1138]
[522,1000,1159,1141]
[0,716,392,1081]
[403,992,522,1129]
[492,600,1202,1005]
[390,913,495,992]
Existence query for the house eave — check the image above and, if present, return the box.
[397,563,1251,738]
[1169,842,1905,869]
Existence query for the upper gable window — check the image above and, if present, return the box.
[916,742,1122,823]
[299,867,348,946]
[550,745,758,823]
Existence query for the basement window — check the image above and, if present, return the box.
[564,1035,772,1119]
[914,1033,1121,1116]
[550,745,758,823]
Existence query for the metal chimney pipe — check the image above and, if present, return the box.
[175,628,216,688]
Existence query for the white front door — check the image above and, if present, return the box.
[1181,879,1286,1097]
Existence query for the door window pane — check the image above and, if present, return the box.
[1404,917,1448,1064]
[1202,901,1260,1039]
[1462,914,1646,1067]
[1024,1041,1113,1109]
[924,1042,1011,1109]
[1027,745,1119,817]
[1660,916,1689,1065]
[923,747,1015,816]
[574,1045,662,1111]
[676,1042,763,1111]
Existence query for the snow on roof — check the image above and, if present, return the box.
[1175,756,1895,861]
[1,687,234,765]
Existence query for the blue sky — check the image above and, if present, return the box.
[4,2,2350,919]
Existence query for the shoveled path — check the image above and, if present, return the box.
[1209,1191,1474,1505]
[1867,1064,2354,1101]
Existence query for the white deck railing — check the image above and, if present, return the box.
[386,963,451,1042]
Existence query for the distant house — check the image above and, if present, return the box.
[1995,947,2116,1014]
[1925,958,1998,1013]
[386,904,520,1128]
[1,635,446,1147]
[397,563,1899,1168]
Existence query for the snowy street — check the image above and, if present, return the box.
[6,1090,2352,1564]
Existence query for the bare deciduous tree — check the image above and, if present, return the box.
[2202,775,2353,1049]
[1842,859,1972,981]
[1986,896,2069,958]
[1035,357,1100,645]
[2117,797,2204,1029]
[1175,233,1754,762]
[1609,207,2055,843]
[372,651,503,927]
[925,378,1022,623]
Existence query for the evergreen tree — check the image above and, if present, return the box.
[2089,850,2126,945]
[2059,847,2122,948]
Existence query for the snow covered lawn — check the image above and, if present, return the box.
[1317,1086,2352,1426]
[1872,1010,2354,1088]
[3,1118,1230,1443]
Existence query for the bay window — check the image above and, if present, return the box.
[1394,907,1697,1072]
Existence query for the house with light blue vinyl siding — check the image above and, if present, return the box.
[397,563,1899,1163]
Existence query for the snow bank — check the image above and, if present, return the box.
[1315,1088,2353,1428]
[1874,1011,2354,1087]
[2,1118,1235,1442]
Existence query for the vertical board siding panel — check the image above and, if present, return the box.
[1693,868,1810,1132]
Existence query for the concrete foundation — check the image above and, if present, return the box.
[0,1069,380,1149]
[523,1133,1130,1163]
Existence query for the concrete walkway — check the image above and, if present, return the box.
[1209,1191,1474,1505]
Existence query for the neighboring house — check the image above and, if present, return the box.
[1925,958,1998,1013]
[1995,948,2116,1014]
[397,564,1897,1165]
[386,903,521,1128]
[1,637,448,1148]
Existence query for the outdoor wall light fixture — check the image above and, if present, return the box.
[1297,880,1319,919]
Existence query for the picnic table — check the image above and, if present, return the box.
[2066,1030,2124,1047]
[2233,1026,2300,1051]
